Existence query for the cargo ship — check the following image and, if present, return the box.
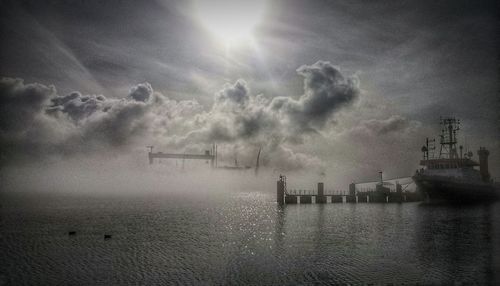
[412,117,498,202]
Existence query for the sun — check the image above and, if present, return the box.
[195,0,266,45]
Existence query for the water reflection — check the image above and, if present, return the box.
[275,202,499,284]
[274,205,285,248]
[415,203,497,284]
[3,191,498,285]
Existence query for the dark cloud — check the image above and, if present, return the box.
[129,82,153,102]
[215,80,249,106]
[0,78,55,132]
[78,100,150,147]
[206,80,272,141]
[0,77,156,165]
[0,78,70,164]
[178,79,271,145]
[296,61,359,122]
[48,92,108,122]
[271,61,359,131]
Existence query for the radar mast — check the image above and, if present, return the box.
[438,117,460,159]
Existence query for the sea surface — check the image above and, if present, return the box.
[1,190,499,285]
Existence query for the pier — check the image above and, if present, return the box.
[277,175,421,205]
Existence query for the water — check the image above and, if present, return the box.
[1,191,499,285]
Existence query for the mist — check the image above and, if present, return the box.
[0,153,332,199]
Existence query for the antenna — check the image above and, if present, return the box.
[438,117,460,159]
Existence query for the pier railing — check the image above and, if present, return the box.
[286,189,347,196]
[277,176,421,205]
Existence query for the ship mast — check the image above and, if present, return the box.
[438,117,460,159]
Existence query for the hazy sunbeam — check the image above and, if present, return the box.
[194,0,266,46]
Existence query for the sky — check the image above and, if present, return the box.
[0,0,499,187]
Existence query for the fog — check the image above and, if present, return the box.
[0,154,334,200]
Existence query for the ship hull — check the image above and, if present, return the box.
[413,175,498,203]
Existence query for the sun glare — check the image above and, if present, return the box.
[195,0,266,45]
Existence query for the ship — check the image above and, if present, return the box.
[412,117,498,203]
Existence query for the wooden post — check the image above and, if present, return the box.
[277,176,285,205]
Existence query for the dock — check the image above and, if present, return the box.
[277,175,421,205]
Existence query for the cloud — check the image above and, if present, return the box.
[0,78,157,164]
[344,115,421,143]
[157,63,359,171]
[129,82,153,102]
[76,99,151,148]
[48,92,108,122]
[196,61,359,145]
[270,61,359,131]
[0,62,361,170]
[0,77,55,132]
[296,61,359,123]
[215,79,249,107]
[0,78,73,163]
[358,115,420,136]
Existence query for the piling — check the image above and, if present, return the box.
[358,195,368,203]
[285,195,298,204]
[346,195,356,203]
[277,176,285,206]
[300,196,312,204]
[316,182,327,203]
[388,193,403,203]
[331,195,343,203]
[349,183,356,196]
[316,196,327,203]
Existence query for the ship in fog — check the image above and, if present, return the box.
[413,117,498,202]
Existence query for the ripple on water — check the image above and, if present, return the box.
[1,193,499,285]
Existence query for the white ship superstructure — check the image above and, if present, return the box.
[413,118,497,202]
